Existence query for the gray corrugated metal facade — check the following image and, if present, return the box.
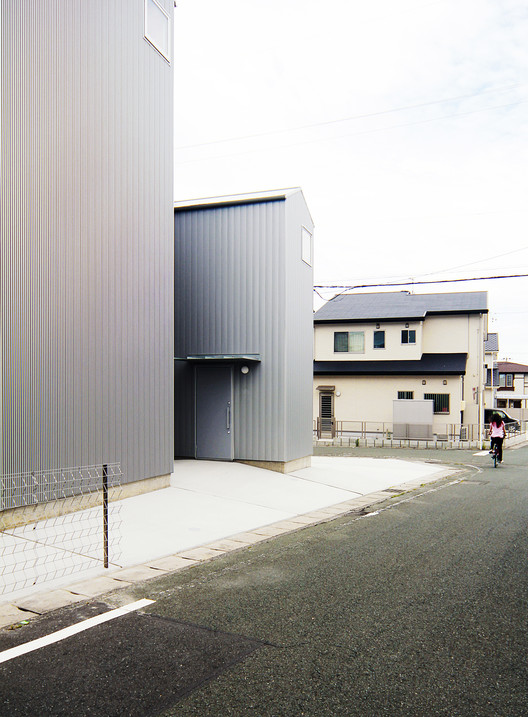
[1,1,174,489]
[174,190,314,466]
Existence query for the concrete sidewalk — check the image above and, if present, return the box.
[0,456,456,627]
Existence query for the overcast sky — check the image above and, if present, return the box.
[172,0,528,361]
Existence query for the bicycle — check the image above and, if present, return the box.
[490,442,500,468]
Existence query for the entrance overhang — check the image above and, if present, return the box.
[181,354,261,364]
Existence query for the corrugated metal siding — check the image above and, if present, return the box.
[174,194,313,462]
[174,360,195,457]
[1,0,174,489]
[284,192,314,461]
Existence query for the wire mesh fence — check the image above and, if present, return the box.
[0,463,122,596]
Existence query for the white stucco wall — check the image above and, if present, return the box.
[314,375,463,430]
[314,322,423,361]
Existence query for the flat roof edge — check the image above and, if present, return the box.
[184,354,262,363]
[174,187,301,211]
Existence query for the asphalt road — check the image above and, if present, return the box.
[1,447,527,716]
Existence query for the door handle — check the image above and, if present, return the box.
[226,405,231,431]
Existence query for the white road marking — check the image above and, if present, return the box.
[0,598,154,665]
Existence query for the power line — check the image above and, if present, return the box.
[416,245,528,278]
[322,247,528,289]
[175,82,526,151]
[314,273,528,297]
[175,98,528,165]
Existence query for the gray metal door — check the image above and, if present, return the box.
[195,365,233,460]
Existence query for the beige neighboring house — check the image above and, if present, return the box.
[483,332,499,413]
[313,291,489,439]
[494,361,528,420]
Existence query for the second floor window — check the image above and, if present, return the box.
[499,373,513,388]
[401,329,416,344]
[334,331,365,353]
[373,330,385,349]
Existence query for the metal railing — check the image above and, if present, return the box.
[314,420,527,443]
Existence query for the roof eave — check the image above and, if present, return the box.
[174,187,301,212]
[314,308,487,323]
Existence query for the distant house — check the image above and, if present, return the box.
[174,189,314,473]
[483,333,499,412]
[313,291,489,438]
[494,361,528,419]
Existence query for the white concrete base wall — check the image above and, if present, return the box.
[238,455,312,474]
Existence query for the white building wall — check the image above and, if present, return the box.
[314,375,463,430]
[314,322,423,361]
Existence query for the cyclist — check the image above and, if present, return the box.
[489,412,506,464]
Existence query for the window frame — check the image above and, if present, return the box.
[398,391,414,400]
[401,329,416,345]
[424,393,450,414]
[373,330,385,349]
[334,331,349,353]
[144,0,171,63]
[301,226,313,266]
[333,331,365,354]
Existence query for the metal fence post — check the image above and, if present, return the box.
[103,463,109,569]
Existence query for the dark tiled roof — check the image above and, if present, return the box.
[314,353,467,376]
[314,291,488,322]
[484,333,499,352]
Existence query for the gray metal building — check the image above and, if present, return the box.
[1,0,174,499]
[174,189,314,472]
